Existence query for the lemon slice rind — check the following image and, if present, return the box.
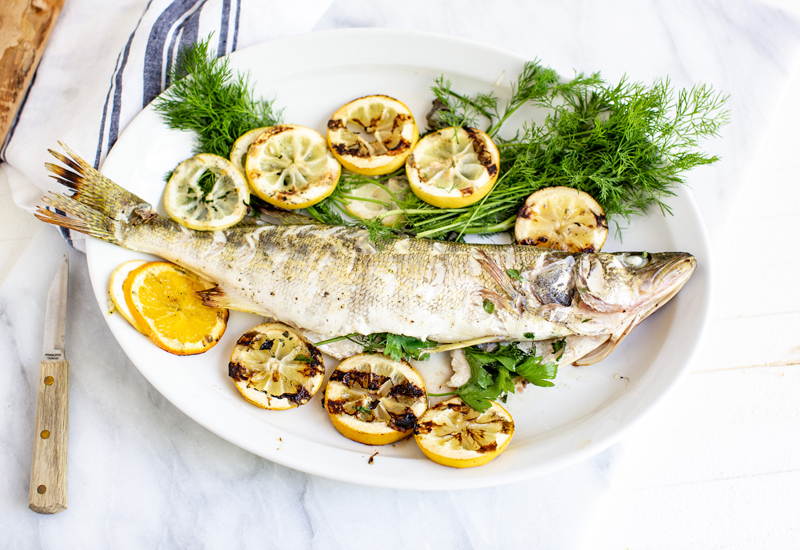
[342,175,410,227]
[164,153,250,231]
[108,259,147,333]
[230,127,271,175]
[405,126,499,208]
[515,186,608,253]
[229,323,325,410]
[414,397,514,468]
[246,124,341,210]
[327,95,419,176]
[324,353,428,445]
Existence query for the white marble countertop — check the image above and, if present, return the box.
[2,1,800,548]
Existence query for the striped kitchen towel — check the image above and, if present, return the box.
[1,0,333,252]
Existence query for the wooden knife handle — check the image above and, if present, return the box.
[29,359,69,514]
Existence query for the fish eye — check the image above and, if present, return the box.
[623,253,650,268]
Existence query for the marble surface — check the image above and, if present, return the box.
[2,0,800,548]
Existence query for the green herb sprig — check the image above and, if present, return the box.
[314,332,435,363]
[456,342,560,412]
[153,37,283,158]
[314,60,728,241]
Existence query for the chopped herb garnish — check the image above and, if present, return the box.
[354,405,372,415]
[524,332,535,339]
[294,354,313,363]
[552,339,566,361]
[383,333,436,362]
[483,299,495,314]
[456,342,558,412]
[506,268,525,281]
[319,332,435,362]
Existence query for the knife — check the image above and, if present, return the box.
[29,253,69,514]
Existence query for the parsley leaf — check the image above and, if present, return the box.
[384,333,436,362]
[515,354,558,387]
[456,342,559,412]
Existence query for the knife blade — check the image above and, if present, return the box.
[29,253,69,514]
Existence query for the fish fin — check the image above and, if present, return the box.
[37,192,122,244]
[573,315,640,366]
[478,289,515,312]
[197,286,271,315]
[43,142,156,222]
[475,250,523,310]
[37,143,158,243]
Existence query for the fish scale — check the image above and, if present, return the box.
[36,144,697,366]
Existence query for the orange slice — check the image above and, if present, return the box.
[123,262,228,355]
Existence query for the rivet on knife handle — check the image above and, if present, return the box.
[29,359,69,513]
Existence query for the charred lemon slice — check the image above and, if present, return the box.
[515,186,608,253]
[229,126,271,175]
[343,175,410,227]
[108,259,147,333]
[414,397,514,468]
[327,95,419,176]
[323,354,428,445]
[123,262,228,355]
[228,323,325,410]
[164,154,250,231]
[246,124,341,209]
[406,126,499,208]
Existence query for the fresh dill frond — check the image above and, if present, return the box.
[430,76,498,129]
[404,68,729,239]
[153,36,283,158]
[153,44,728,244]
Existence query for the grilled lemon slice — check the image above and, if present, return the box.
[406,126,499,208]
[228,323,325,410]
[123,262,228,355]
[108,259,147,333]
[246,124,341,209]
[164,154,250,231]
[414,397,514,468]
[515,186,608,253]
[229,126,271,175]
[342,175,410,227]
[323,354,428,445]
[327,95,419,176]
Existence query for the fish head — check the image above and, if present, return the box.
[577,252,696,314]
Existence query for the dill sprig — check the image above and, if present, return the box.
[388,63,728,239]
[153,37,283,158]
[313,61,728,241]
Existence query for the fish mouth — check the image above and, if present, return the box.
[573,253,696,366]
[640,253,697,304]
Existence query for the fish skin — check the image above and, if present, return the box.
[36,144,697,365]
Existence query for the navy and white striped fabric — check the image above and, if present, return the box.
[1,0,332,251]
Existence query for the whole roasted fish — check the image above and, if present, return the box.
[36,145,696,366]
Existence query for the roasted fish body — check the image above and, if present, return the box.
[37,145,696,365]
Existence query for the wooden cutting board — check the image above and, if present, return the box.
[0,0,66,149]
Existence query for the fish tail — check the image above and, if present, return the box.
[36,142,156,245]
